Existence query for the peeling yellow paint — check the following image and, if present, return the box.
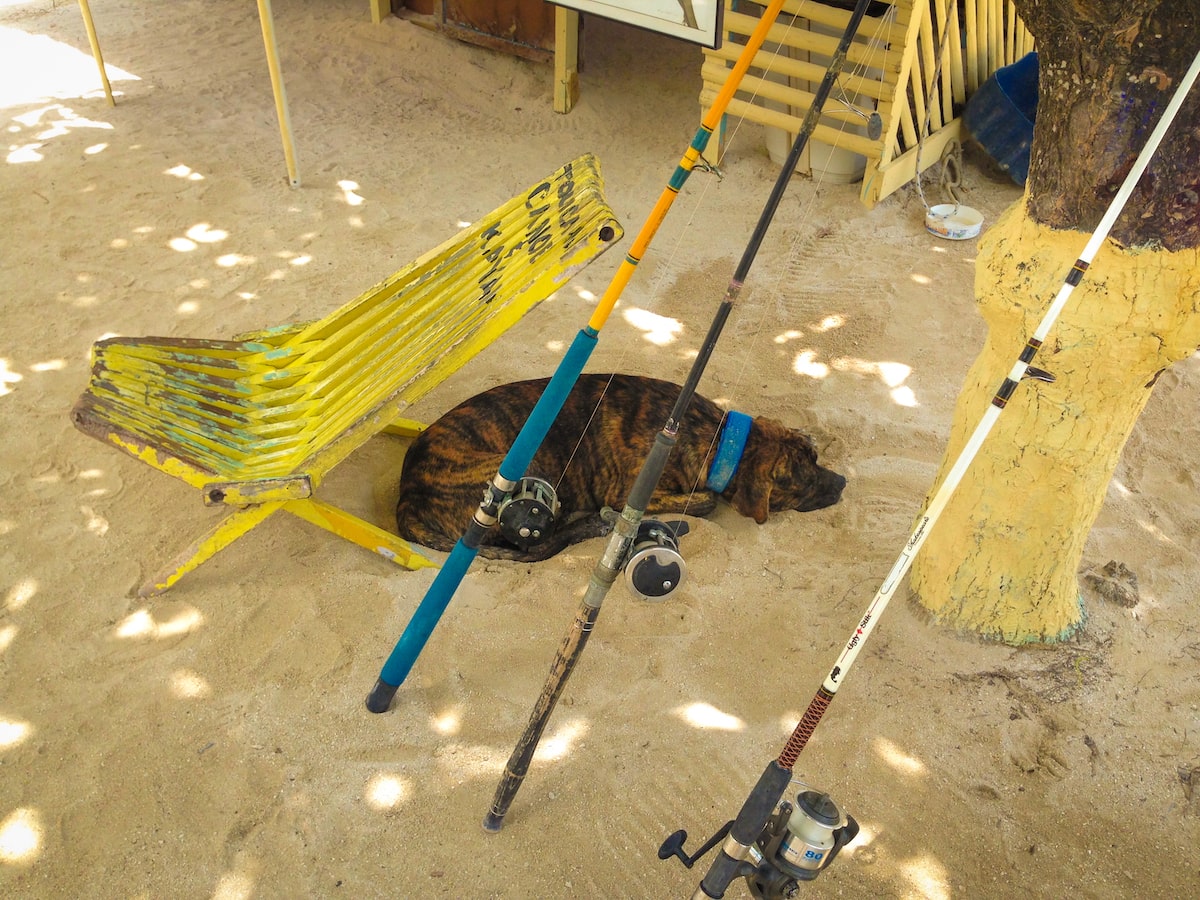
[911,199,1200,642]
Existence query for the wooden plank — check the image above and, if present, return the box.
[917,0,939,132]
[202,475,313,506]
[705,43,899,102]
[860,117,963,206]
[284,499,438,571]
[898,91,918,147]
[709,0,1032,206]
[699,92,883,158]
[989,0,1002,76]
[777,0,899,40]
[935,0,955,120]
[1006,1,1017,65]
[699,61,886,128]
[947,0,965,104]
[723,8,900,71]
[554,7,579,114]
[870,0,919,169]
[965,0,979,92]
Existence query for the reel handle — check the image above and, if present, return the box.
[658,820,733,870]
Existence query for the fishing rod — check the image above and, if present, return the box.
[482,0,878,834]
[675,45,1200,900]
[364,0,798,714]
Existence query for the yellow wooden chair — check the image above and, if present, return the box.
[72,154,623,597]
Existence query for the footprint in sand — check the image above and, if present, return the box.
[1003,712,1072,779]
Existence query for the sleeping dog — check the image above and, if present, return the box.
[395,374,845,561]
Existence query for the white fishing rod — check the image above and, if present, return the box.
[675,45,1200,900]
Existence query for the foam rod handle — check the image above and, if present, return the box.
[696,760,792,898]
[366,539,478,712]
[366,329,599,713]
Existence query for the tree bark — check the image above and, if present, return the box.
[908,1,1200,641]
[1020,0,1200,250]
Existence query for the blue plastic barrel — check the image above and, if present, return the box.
[964,51,1039,185]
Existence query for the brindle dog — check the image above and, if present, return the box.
[395,374,845,561]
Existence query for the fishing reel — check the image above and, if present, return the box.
[497,477,559,551]
[624,518,689,601]
[660,787,858,899]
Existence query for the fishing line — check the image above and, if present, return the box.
[540,9,836,509]
[549,3,896,525]
[481,0,880,834]
[564,2,900,535]
[365,0,802,713]
[688,3,897,516]
[686,43,1200,900]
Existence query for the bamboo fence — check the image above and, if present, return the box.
[702,0,1035,205]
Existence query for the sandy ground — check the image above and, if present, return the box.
[2,1,1198,897]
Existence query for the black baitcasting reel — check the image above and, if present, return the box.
[660,788,858,899]
[624,518,690,601]
[497,476,560,551]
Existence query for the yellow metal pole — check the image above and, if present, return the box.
[256,0,301,187]
[553,7,580,114]
[77,0,114,106]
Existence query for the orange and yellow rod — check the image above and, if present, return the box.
[368,0,798,709]
[586,0,789,334]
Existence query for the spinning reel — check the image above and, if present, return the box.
[497,477,560,551]
[660,786,858,899]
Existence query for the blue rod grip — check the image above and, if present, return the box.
[500,328,597,480]
[376,539,477,689]
[369,328,598,710]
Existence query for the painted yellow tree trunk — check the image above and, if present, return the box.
[909,201,1200,642]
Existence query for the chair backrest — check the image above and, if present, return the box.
[74,155,623,484]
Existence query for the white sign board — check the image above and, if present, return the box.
[557,1,723,48]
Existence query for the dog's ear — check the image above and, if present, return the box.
[728,434,781,524]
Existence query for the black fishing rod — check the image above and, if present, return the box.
[676,44,1200,900]
[482,0,878,835]
[364,0,796,713]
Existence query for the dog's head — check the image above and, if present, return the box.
[725,417,846,523]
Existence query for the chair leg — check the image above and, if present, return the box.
[283,499,439,571]
[138,502,284,598]
[381,417,425,438]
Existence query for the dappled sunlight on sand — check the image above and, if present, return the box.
[6,102,113,164]
[675,702,745,732]
[365,772,411,811]
[833,357,919,407]
[873,736,926,777]
[532,718,589,762]
[114,607,204,640]
[0,718,32,749]
[212,868,256,900]
[900,853,951,899]
[431,707,462,736]
[169,669,212,700]
[4,577,36,611]
[0,25,137,110]
[0,807,41,864]
[0,358,22,396]
[624,306,683,346]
